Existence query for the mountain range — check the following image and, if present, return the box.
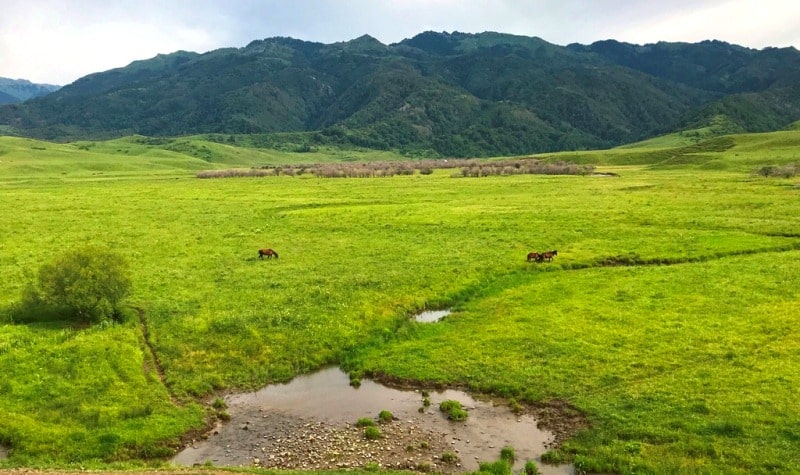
[0,78,60,104]
[1,31,799,157]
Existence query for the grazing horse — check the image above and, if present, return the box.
[258,248,279,259]
[541,250,558,262]
[527,252,543,262]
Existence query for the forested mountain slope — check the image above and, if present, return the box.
[2,32,799,157]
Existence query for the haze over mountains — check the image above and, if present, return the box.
[2,31,799,157]
[0,78,60,104]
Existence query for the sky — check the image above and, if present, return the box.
[2,0,799,85]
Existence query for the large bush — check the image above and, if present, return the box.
[15,245,132,324]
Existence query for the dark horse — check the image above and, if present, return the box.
[258,248,279,259]
[527,252,542,262]
[541,250,558,262]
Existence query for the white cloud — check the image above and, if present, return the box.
[613,0,800,47]
[1,0,798,85]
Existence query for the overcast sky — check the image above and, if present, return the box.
[2,0,799,85]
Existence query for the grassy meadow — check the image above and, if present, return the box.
[0,129,799,473]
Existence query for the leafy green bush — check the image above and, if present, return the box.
[13,245,131,324]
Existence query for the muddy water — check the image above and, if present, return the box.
[414,309,451,322]
[174,367,572,474]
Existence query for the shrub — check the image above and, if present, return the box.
[524,460,541,475]
[441,451,459,463]
[378,410,394,423]
[448,407,468,421]
[508,398,524,414]
[439,399,462,412]
[217,411,231,421]
[356,417,376,427]
[540,449,567,464]
[364,426,382,440]
[478,460,512,475]
[14,245,131,324]
[500,446,515,463]
[440,399,468,421]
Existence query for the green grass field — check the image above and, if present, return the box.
[0,130,799,473]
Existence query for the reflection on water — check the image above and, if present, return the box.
[175,367,572,474]
[414,309,451,322]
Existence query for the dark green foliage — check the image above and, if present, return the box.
[4,32,800,156]
[13,245,131,324]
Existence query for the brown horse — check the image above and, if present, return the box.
[541,250,558,262]
[527,252,543,262]
[258,248,279,259]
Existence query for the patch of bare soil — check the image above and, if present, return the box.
[178,411,457,472]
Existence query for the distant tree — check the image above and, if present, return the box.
[15,245,132,324]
